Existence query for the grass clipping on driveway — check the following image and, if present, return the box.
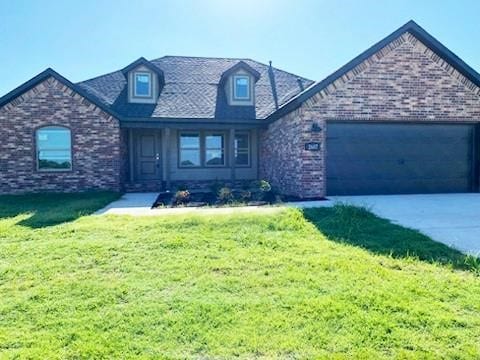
[0,193,479,358]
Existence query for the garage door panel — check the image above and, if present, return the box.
[326,123,474,195]
[328,159,471,178]
[330,178,472,196]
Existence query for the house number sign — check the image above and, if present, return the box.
[305,142,321,151]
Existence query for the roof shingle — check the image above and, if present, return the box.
[77,56,313,120]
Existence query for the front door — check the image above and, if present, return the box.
[135,130,162,181]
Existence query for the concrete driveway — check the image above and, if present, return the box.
[326,194,480,256]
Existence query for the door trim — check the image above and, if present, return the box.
[133,130,162,182]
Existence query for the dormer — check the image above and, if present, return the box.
[220,61,260,106]
[122,57,164,104]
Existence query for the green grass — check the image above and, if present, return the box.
[0,193,480,358]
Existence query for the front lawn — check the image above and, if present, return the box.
[0,193,479,358]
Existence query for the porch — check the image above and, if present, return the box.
[122,123,262,192]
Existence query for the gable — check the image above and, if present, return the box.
[0,69,119,121]
[304,32,480,120]
[0,76,115,123]
[269,20,480,121]
[126,64,161,104]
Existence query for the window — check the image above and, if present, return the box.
[235,133,250,166]
[233,75,250,100]
[134,72,152,97]
[36,126,72,171]
[205,133,225,166]
[179,133,201,167]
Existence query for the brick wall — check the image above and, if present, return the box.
[260,32,480,198]
[0,76,122,194]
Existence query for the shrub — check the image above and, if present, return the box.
[250,180,273,202]
[174,190,190,205]
[239,190,252,202]
[209,180,225,196]
[218,187,233,204]
[251,180,272,193]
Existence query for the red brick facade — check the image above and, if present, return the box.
[0,77,122,194]
[2,32,480,197]
[260,32,480,198]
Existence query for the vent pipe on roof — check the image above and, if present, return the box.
[297,78,305,91]
[268,61,279,110]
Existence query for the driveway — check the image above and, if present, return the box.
[324,194,480,256]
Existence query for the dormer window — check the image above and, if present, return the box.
[233,75,250,100]
[134,72,152,97]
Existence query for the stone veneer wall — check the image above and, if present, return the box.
[0,77,122,194]
[260,32,480,198]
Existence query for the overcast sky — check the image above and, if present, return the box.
[1,0,479,96]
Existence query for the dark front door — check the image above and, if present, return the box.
[135,130,162,181]
[326,122,475,195]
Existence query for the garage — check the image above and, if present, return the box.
[326,122,477,195]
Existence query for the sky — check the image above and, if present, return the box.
[0,0,479,97]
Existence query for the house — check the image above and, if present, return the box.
[1,20,480,198]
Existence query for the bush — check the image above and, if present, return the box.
[174,190,190,205]
[251,180,272,193]
[239,190,252,202]
[249,180,274,202]
[209,180,225,196]
[218,187,233,204]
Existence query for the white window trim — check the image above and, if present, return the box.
[233,75,251,101]
[134,71,153,98]
[36,126,72,172]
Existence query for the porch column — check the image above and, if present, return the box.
[164,128,171,190]
[229,128,236,183]
[128,129,134,183]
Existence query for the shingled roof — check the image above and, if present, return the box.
[76,56,313,121]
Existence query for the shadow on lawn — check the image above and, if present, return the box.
[0,192,120,228]
[303,205,480,273]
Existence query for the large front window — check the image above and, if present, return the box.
[178,131,250,167]
[134,72,152,97]
[205,133,225,166]
[179,133,201,167]
[36,126,72,171]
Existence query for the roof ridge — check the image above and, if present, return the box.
[152,55,253,61]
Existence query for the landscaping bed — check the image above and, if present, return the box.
[153,180,328,208]
[153,180,283,208]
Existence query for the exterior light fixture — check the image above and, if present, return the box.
[311,123,322,132]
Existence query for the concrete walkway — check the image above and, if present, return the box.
[96,192,480,255]
[95,193,160,216]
